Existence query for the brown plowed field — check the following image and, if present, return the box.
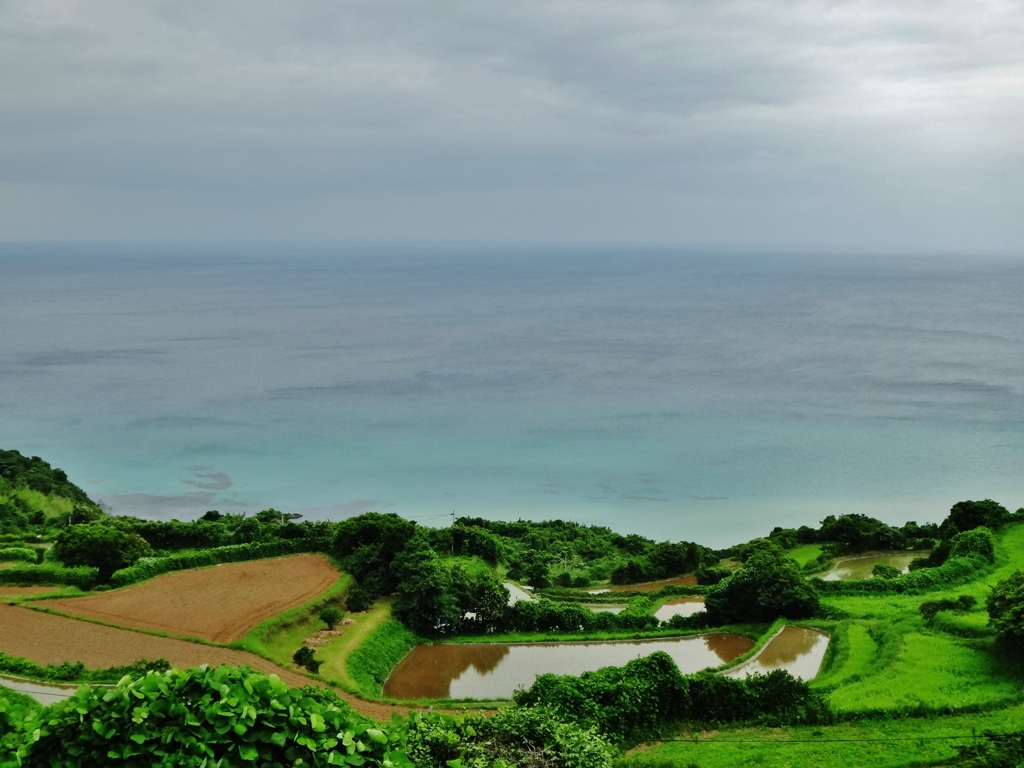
[44,554,339,643]
[0,603,405,720]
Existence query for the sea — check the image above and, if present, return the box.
[3,243,1024,548]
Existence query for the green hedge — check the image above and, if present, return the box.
[0,564,98,590]
[514,650,830,747]
[815,555,986,595]
[108,540,311,587]
[0,547,36,563]
[346,619,419,696]
[0,651,170,684]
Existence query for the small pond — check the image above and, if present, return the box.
[0,675,84,705]
[504,582,535,605]
[723,626,829,680]
[654,597,705,622]
[383,632,755,700]
[820,550,929,581]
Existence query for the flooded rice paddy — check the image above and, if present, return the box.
[583,604,626,614]
[820,551,929,581]
[383,632,755,700]
[653,597,706,622]
[723,626,829,680]
[503,582,535,605]
[0,674,84,705]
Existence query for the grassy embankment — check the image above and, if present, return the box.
[623,522,1024,766]
[786,544,824,568]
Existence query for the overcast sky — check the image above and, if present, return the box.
[1,0,1022,249]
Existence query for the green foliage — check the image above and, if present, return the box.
[292,646,322,674]
[942,499,1011,538]
[705,541,819,623]
[0,563,99,589]
[108,539,309,587]
[8,665,413,767]
[813,621,878,688]
[817,554,987,596]
[0,651,169,684]
[920,595,977,624]
[987,569,1024,645]
[952,730,1024,768]
[609,541,715,585]
[0,546,37,563]
[319,606,345,630]
[515,651,829,747]
[347,619,419,696]
[333,512,417,597]
[871,563,901,580]
[951,526,996,563]
[51,523,152,581]
[404,706,614,768]
[0,450,96,506]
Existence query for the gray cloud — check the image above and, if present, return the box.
[0,0,1022,247]
[96,491,251,520]
[181,469,233,491]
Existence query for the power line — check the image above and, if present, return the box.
[649,734,984,744]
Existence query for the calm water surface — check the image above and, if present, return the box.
[654,597,706,622]
[0,675,83,705]
[5,247,1024,545]
[821,551,928,581]
[383,633,755,700]
[724,626,829,680]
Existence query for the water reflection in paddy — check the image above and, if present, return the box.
[383,632,755,700]
[723,626,829,680]
[654,597,705,622]
[0,675,83,705]
[584,604,626,614]
[820,551,929,581]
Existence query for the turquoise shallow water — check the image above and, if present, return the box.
[3,245,1024,547]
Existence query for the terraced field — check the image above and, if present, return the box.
[43,554,339,642]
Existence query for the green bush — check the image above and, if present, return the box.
[950,526,996,563]
[319,606,345,630]
[514,651,829,747]
[347,619,419,696]
[871,563,902,580]
[7,665,412,767]
[705,541,819,623]
[0,547,36,563]
[51,524,152,581]
[0,651,170,684]
[919,595,977,624]
[404,706,614,768]
[0,564,98,589]
[292,646,322,674]
[987,569,1024,645]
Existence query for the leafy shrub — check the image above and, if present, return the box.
[319,606,345,630]
[345,582,376,612]
[404,706,614,768]
[0,547,37,563]
[514,651,829,747]
[988,569,1024,645]
[871,563,902,580]
[292,646,322,674]
[51,524,152,581]
[950,526,996,563]
[941,499,1010,538]
[8,665,412,767]
[695,565,731,585]
[347,619,419,696]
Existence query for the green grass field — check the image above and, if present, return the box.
[786,544,823,568]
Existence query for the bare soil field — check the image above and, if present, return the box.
[43,554,339,643]
[0,603,403,720]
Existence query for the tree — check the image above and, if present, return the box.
[51,524,152,581]
[319,606,344,630]
[988,569,1024,645]
[704,541,818,623]
[871,563,901,580]
[942,499,1010,538]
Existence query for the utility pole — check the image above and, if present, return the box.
[451,510,455,556]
